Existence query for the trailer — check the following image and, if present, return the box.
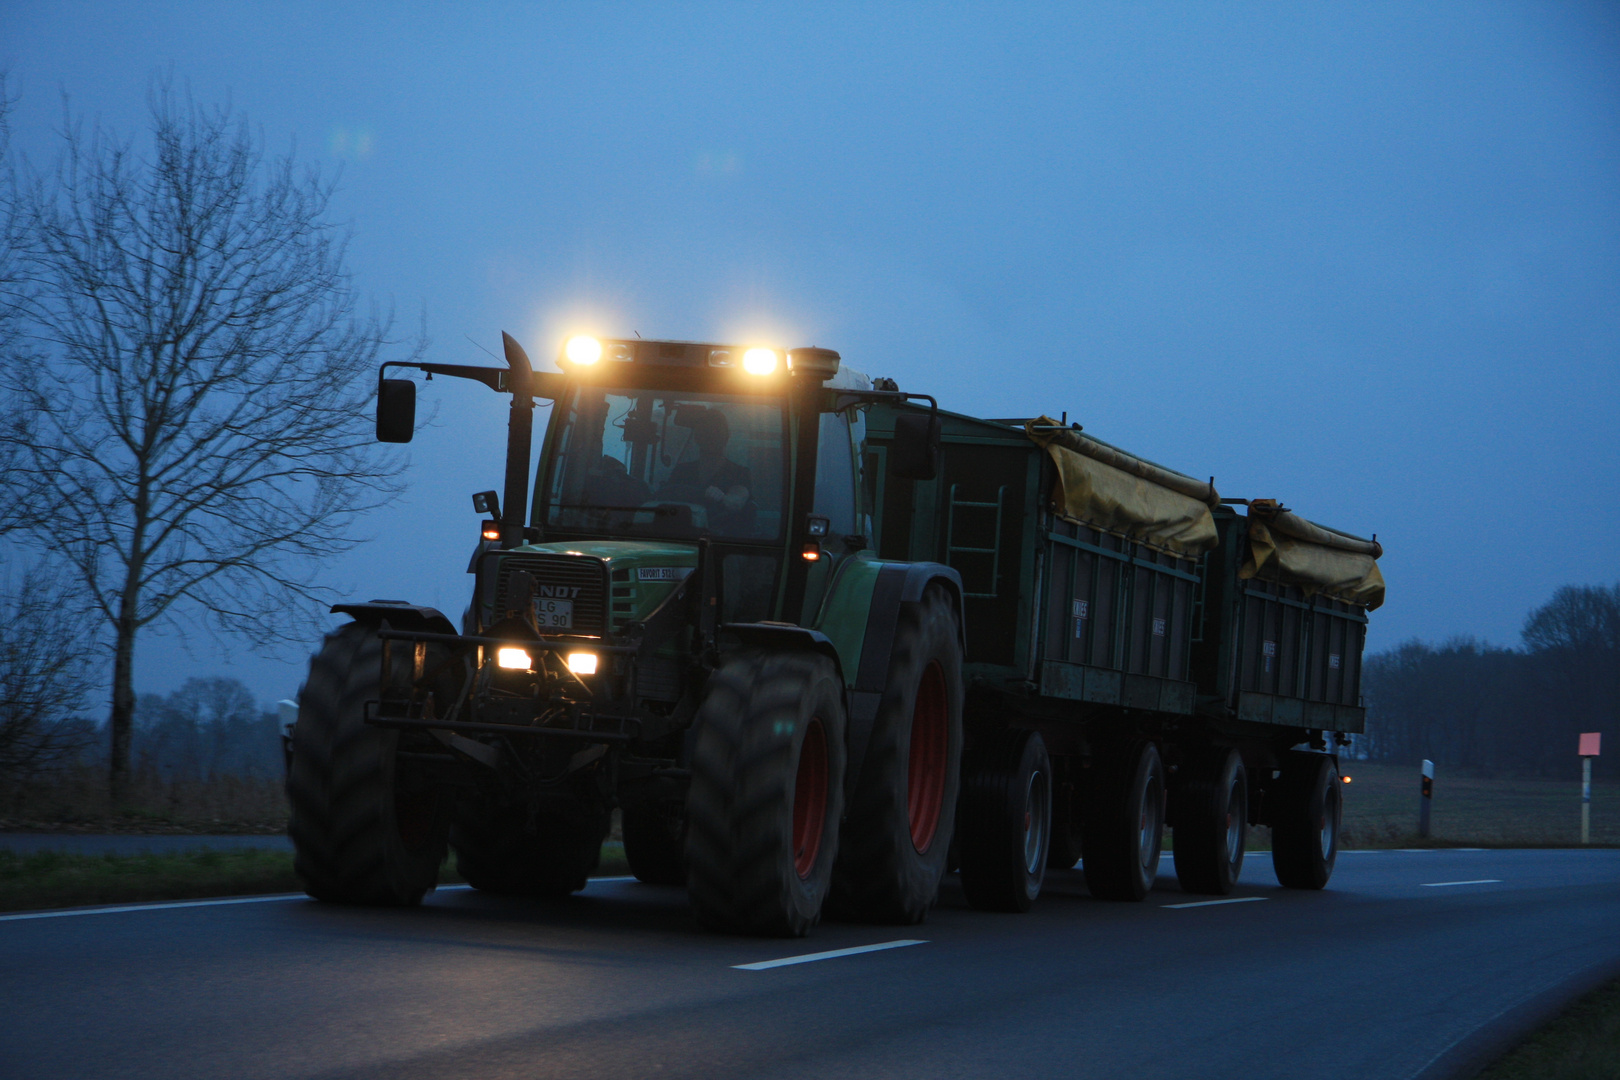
[285,331,1384,935]
[864,405,1384,906]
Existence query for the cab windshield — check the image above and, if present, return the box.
[541,388,787,542]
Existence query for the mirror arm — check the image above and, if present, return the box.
[832,389,937,418]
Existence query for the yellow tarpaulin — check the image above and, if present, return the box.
[1240,500,1386,610]
[1024,417,1219,557]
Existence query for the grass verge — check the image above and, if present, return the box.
[1477,976,1620,1080]
[0,841,633,914]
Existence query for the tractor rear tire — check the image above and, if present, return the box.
[452,797,609,897]
[1172,748,1248,895]
[957,728,1052,913]
[1271,751,1341,890]
[685,651,846,937]
[830,585,963,924]
[1082,740,1166,901]
[622,787,688,886]
[287,623,448,906]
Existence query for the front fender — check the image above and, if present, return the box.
[330,601,459,637]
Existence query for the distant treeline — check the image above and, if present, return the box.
[129,678,287,781]
[4,677,286,783]
[1358,584,1620,776]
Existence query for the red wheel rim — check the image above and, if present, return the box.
[907,661,949,853]
[792,718,829,879]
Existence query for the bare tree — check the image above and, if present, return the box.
[0,81,418,802]
[0,564,97,783]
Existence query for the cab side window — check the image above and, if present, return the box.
[813,412,857,540]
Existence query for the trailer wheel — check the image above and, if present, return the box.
[287,623,448,905]
[957,728,1052,913]
[830,585,963,923]
[1082,740,1165,901]
[685,651,846,936]
[452,797,609,897]
[1271,751,1341,890]
[622,790,688,886]
[1172,748,1248,895]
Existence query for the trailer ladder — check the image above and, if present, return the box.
[945,484,1006,598]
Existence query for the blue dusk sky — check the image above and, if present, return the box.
[3,2,1617,706]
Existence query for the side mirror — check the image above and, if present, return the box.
[377,378,416,443]
[472,490,501,517]
[888,412,940,481]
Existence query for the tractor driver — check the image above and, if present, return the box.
[661,409,753,534]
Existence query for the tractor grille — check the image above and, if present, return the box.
[495,553,609,637]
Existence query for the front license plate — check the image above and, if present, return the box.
[534,598,573,630]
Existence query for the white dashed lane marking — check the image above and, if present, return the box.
[1419,879,1502,888]
[1161,896,1269,910]
[733,939,927,970]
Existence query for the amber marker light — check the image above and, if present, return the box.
[564,335,603,365]
[1342,776,1352,784]
[496,647,532,670]
[802,543,821,561]
[742,348,779,375]
[566,652,598,676]
[481,522,500,541]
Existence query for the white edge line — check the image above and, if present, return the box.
[0,892,306,922]
[1418,879,1502,888]
[734,938,927,970]
[1162,896,1269,910]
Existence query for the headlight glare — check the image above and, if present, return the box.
[496,647,532,670]
[742,348,778,375]
[566,651,598,675]
[564,335,603,365]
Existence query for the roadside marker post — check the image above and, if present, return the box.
[1419,759,1434,839]
[1579,733,1601,845]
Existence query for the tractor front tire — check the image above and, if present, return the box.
[831,585,963,924]
[685,651,846,937]
[287,623,448,906]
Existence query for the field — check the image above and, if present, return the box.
[1336,761,1620,848]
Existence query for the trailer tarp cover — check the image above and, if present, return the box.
[1025,417,1219,556]
[1241,500,1386,610]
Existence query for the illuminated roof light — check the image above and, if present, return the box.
[743,348,779,375]
[564,335,603,365]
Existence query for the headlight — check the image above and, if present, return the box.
[742,348,778,375]
[564,335,602,365]
[496,647,533,670]
[566,652,598,675]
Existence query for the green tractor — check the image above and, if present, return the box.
[286,332,968,936]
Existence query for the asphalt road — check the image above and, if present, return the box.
[3,848,1618,1080]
